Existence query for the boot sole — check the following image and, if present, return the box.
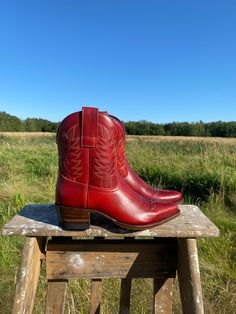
[56,204,181,231]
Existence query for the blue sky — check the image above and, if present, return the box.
[0,0,235,123]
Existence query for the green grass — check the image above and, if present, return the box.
[0,135,235,313]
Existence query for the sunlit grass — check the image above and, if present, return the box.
[0,134,235,313]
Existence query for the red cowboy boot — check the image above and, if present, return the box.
[110,115,183,204]
[55,107,180,230]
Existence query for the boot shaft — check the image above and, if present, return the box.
[109,115,183,204]
[110,116,128,177]
[57,111,88,185]
[57,108,119,189]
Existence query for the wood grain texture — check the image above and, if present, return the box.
[46,239,177,280]
[12,237,44,314]
[2,204,219,238]
[45,280,67,314]
[153,278,173,314]
[119,278,132,314]
[177,238,204,314]
[90,279,102,314]
[57,205,90,230]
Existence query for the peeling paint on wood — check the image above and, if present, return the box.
[12,237,44,314]
[45,280,67,314]
[153,278,173,314]
[178,239,204,314]
[4,204,219,313]
[46,239,177,280]
[1,204,219,238]
[90,279,102,314]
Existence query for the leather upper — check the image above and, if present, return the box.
[111,115,183,203]
[56,107,179,226]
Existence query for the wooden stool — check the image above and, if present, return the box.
[2,205,219,314]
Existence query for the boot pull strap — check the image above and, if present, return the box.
[81,107,98,147]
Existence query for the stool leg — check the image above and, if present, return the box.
[177,238,204,314]
[45,280,67,314]
[12,237,43,314]
[90,278,102,314]
[153,278,173,314]
[119,278,132,314]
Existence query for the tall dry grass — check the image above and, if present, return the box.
[0,134,235,313]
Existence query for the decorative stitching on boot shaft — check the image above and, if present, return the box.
[92,123,117,188]
[58,124,83,182]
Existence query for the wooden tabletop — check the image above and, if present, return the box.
[1,204,219,238]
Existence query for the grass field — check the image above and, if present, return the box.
[0,133,236,313]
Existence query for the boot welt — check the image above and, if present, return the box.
[56,204,181,231]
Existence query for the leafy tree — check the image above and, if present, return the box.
[0,111,235,137]
[0,111,24,131]
[0,111,58,132]
[124,120,236,137]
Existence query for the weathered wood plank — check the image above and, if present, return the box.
[12,237,44,314]
[119,278,132,314]
[177,238,204,314]
[45,280,67,314]
[46,239,177,279]
[2,204,220,238]
[90,279,102,314]
[153,278,173,314]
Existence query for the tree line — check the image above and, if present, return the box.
[0,111,58,132]
[0,111,236,137]
[125,120,236,137]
